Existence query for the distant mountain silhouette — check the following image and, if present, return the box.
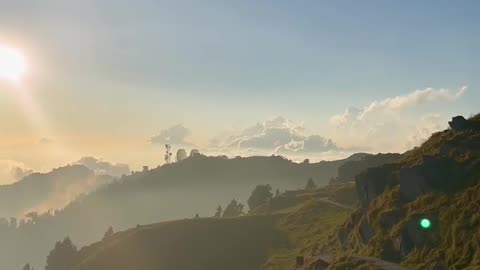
[0,165,113,218]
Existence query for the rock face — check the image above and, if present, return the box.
[335,153,402,183]
[355,164,399,208]
[448,115,469,130]
[356,155,467,208]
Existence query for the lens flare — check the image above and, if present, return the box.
[420,218,431,229]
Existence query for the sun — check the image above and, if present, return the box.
[0,46,27,82]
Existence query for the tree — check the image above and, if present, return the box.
[194,213,200,219]
[222,199,244,218]
[103,226,114,240]
[22,263,33,270]
[214,205,223,218]
[247,184,273,211]
[275,189,280,197]
[46,237,78,270]
[176,149,188,162]
[305,178,317,190]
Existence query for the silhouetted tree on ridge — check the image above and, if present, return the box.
[305,178,317,190]
[103,226,114,240]
[214,205,223,218]
[45,237,77,270]
[222,199,244,218]
[247,184,273,211]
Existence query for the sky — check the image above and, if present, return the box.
[0,0,479,183]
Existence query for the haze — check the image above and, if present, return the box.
[0,1,478,182]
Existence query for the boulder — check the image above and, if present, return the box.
[448,115,469,131]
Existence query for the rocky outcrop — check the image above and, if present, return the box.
[356,155,467,207]
[448,115,480,131]
[449,115,469,130]
[335,153,402,183]
[355,164,399,208]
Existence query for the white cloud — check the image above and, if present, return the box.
[213,116,337,156]
[405,114,447,149]
[0,160,34,185]
[330,86,466,152]
[331,86,467,127]
[150,124,191,145]
[76,157,130,176]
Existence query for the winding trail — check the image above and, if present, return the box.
[317,197,354,210]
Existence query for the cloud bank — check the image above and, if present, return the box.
[0,160,34,185]
[76,157,130,177]
[331,86,466,127]
[212,116,337,157]
[330,86,466,152]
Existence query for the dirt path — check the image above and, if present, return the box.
[317,197,354,210]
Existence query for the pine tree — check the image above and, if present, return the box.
[214,205,223,218]
[45,237,78,270]
[222,199,244,217]
[247,184,273,211]
[305,177,317,190]
[103,226,114,240]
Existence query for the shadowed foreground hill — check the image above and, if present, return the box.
[73,216,284,270]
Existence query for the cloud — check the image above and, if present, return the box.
[214,116,337,155]
[11,167,34,181]
[0,160,34,185]
[405,114,447,149]
[150,124,191,145]
[331,86,467,127]
[330,86,466,152]
[76,157,130,177]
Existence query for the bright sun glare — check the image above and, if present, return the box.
[0,46,27,82]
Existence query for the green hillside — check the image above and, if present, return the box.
[323,115,480,269]
[45,183,356,270]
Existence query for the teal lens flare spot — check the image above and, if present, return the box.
[420,218,431,229]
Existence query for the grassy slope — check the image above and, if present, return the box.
[73,216,285,270]
[67,184,356,270]
[324,115,480,269]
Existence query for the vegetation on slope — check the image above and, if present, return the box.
[324,115,480,269]
[44,183,357,270]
